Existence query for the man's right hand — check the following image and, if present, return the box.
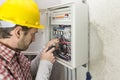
[40,47,56,64]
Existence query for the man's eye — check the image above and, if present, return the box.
[32,33,36,36]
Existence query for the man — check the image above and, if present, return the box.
[0,0,59,80]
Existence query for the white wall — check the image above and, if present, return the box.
[0,0,5,5]
[87,0,120,80]
[61,0,82,3]
[35,0,61,9]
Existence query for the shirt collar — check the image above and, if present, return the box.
[0,43,17,62]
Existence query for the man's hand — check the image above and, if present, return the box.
[46,38,59,49]
[40,47,55,63]
[40,39,59,64]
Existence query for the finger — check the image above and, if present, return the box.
[47,47,55,53]
[53,38,59,43]
[52,59,56,63]
[56,38,59,42]
[50,52,54,56]
[42,47,49,53]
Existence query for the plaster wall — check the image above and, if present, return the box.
[87,0,120,80]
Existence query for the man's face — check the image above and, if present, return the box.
[17,28,38,51]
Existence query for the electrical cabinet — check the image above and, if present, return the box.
[48,2,88,69]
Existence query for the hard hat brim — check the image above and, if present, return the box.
[33,24,45,29]
[0,19,45,29]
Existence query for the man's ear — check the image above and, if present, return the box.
[14,26,23,39]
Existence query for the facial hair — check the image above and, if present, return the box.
[17,37,32,51]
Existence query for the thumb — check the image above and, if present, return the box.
[42,47,49,53]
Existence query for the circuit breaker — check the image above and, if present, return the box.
[48,2,88,69]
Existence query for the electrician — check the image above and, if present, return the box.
[0,0,59,80]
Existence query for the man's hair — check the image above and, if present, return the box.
[0,25,31,38]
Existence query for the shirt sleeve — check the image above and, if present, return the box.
[0,65,15,80]
[35,60,53,80]
[30,54,40,78]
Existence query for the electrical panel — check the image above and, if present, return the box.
[48,2,88,69]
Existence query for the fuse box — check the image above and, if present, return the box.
[48,2,88,69]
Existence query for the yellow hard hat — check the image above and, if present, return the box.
[0,0,44,29]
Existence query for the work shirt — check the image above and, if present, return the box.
[0,42,53,80]
[0,43,32,80]
[31,52,53,80]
